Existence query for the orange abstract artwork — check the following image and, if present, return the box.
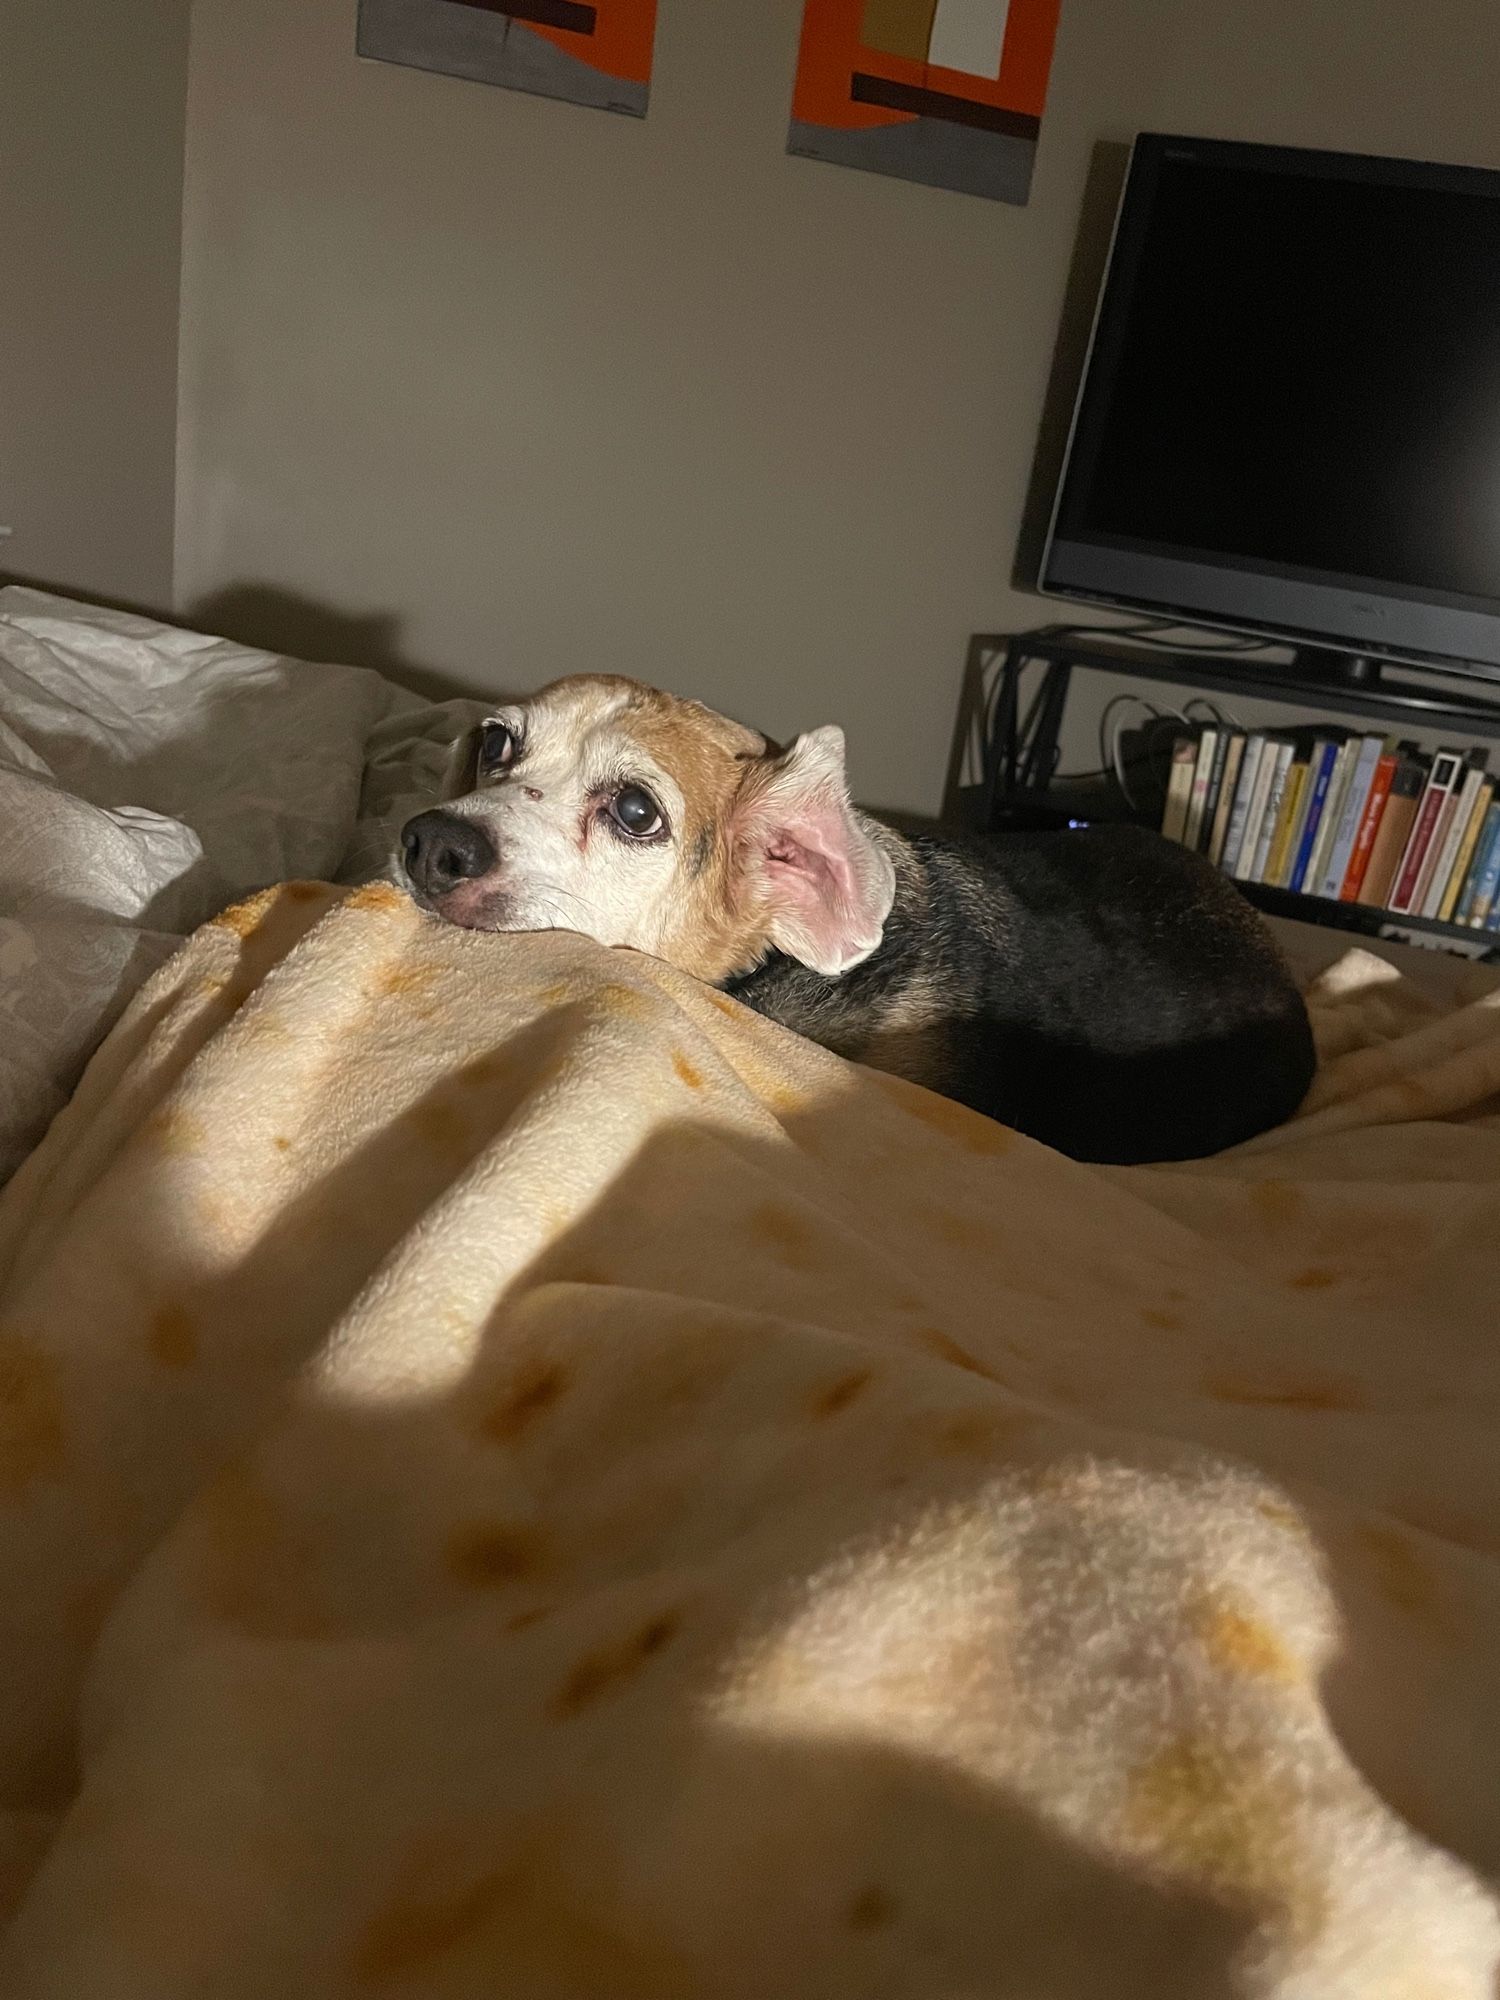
[789,0,1063,203]
[358,0,659,117]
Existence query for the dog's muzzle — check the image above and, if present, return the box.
[400,810,497,904]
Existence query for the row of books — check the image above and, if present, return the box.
[1160,724,1500,928]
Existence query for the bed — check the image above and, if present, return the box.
[1,589,1498,1995]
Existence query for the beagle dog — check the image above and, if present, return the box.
[399,675,1315,1164]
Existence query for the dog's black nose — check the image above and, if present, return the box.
[401,810,497,899]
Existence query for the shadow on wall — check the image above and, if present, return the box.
[186,583,482,706]
[931,142,1132,832]
[0,567,486,710]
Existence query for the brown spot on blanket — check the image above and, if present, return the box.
[1204,1372,1364,1414]
[0,1331,66,1497]
[883,1078,1012,1155]
[1197,1602,1303,1685]
[481,1362,570,1444]
[446,1522,546,1589]
[1288,1266,1338,1290]
[810,1369,873,1419]
[917,1328,1003,1383]
[141,1107,207,1156]
[551,1611,682,1718]
[147,1301,198,1370]
[209,887,280,937]
[1249,1179,1302,1225]
[751,1203,826,1270]
[347,881,405,913]
[846,1884,898,1930]
[350,1868,513,1982]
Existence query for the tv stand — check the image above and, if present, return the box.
[967,625,1500,961]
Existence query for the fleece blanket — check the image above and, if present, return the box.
[0,884,1498,1997]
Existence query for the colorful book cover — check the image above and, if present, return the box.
[1160,735,1197,845]
[1248,741,1295,883]
[1183,727,1219,851]
[1206,732,1247,867]
[1390,751,1463,914]
[1413,789,1463,917]
[1305,737,1358,896]
[1287,739,1339,894]
[1455,801,1499,924]
[1222,734,1268,876]
[1339,749,1398,901]
[1358,756,1427,909]
[1317,734,1385,900]
[1275,747,1321,888]
[1465,802,1500,927]
[1197,727,1232,852]
[1434,771,1493,923]
[1266,760,1309,888]
[1414,754,1486,917]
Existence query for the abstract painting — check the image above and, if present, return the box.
[358,0,659,118]
[788,0,1063,204]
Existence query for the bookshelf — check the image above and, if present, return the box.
[970,627,1500,962]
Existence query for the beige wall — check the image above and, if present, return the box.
[0,0,190,612]
[175,0,1500,814]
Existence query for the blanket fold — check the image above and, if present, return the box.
[1,883,1498,1996]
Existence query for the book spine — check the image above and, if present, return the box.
[1434,773,1491,922]
[1206,732,1247,867]
[1222,735,1268,876]
[1288,741,1337,893]
[1312,740,1360,888]
[1465,804,1500,927]
[1358,764,1425,909]
[1160,735,1197,845]
[1414,790,1463,917]
[1390,755,1461,913]
[1183,728,1219,850]
[1198,727,1232,851]
[1248,743,1294,882]
[1277,749,1320,888]
[1226,736,1273,879]
[1339,752,1397,901]
[1317,735,1383,899]
[1455,803,1496,925]
[1266,762,1308,888]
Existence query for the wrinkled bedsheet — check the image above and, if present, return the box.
[0,882,1497,1996]
[0,588,485,1179]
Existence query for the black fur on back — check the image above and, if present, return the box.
[725,821,1317,1166]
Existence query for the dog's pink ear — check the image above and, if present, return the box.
[735,727,896,976]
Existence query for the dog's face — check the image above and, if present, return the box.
[398,674,895,983]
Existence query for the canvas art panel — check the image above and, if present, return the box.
[358,0,659,118]
[789,0,1063,204]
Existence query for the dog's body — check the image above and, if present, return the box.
[727,819,1315,1163]
[399,674,1314,1163]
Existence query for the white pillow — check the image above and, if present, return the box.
[0,588,455,1182]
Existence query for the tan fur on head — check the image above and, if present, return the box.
[401,675,895,984]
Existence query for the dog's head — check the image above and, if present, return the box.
[398,674,895,982]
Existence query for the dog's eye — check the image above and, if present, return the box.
[478,721,517,776]
[609,784,665,840]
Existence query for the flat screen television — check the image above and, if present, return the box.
[1040,133,1500,682]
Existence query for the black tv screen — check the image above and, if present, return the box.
[1041,134,1500,677]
